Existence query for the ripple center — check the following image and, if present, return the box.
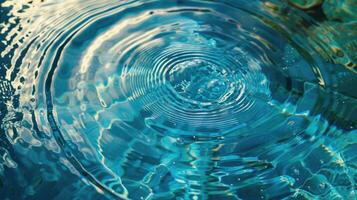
[168,59,230,103]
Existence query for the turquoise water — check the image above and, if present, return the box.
[0,0,356,199]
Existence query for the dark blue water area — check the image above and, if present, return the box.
[0,0,356,199]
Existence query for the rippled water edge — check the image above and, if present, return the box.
[0,0,356,199]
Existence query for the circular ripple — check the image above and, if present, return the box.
[45,1,356,199]
[54,5,278,140]
[4,0,356,199]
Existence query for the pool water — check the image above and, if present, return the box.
[0,0,356,199]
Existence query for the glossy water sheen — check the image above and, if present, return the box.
[0,0,356,199]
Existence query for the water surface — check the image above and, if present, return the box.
[0,0,356,199]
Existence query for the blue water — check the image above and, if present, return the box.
[0,0,356,199]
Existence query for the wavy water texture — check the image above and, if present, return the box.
[0,0,356,199]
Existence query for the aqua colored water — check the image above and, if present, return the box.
[0,0,356,199]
